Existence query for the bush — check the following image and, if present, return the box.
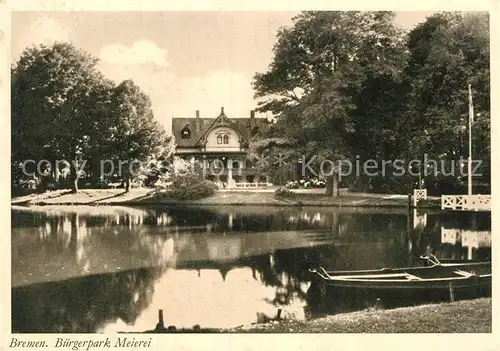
[348,175,414,194]
[153,178,172,189]
[164,175,217,200]
[275,186,296,198]
[203,180,220,191]
[285,178,326,189]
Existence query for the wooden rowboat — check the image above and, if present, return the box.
[307,259,491,312]
[309,262,491,290]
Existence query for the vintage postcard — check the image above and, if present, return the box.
[1,1,498,350]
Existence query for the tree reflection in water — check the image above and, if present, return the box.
[12,267,164,333]
[12,207,176,287]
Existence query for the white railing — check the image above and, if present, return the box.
[234,182,271,188]
[441,195,491,211]
[413,189,427,206]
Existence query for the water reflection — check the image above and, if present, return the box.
[99,267,306,332]
[12,207,177,287]
[441,227,491,260]
[12,205,491,332]
[12,267,164,333]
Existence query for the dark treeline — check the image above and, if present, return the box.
[251,12,490,196]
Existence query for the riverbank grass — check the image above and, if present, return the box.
[228,298,491,333]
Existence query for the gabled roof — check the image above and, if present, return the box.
[172,109,269,148]
[172,118,214,148]
[194,108,247,147]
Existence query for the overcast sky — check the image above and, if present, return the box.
[12,11,437,132]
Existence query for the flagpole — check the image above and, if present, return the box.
[468,84,473,196]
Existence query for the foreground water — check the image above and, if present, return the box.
[11,205,491,333]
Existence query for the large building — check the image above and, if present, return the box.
[172,107,270,187]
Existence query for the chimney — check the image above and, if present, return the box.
[221,106,225,115]
[250,110,256,129]
[195,110,200,132]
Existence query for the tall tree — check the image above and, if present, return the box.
[253,11,407,196]
[12,43,174,194]
[109,80,172,192]
[402,12,490,192]
[12,42,112,192]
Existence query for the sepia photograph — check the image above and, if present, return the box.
[8,8,492,338]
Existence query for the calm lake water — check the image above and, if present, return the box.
[11,205,491,333]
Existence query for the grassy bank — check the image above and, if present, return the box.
[142,298,491,333]
[225,298,491,333]
[11,188,441,209]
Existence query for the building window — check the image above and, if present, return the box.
[181,126,191,139]
[230,160,239,169]
[217,133,230,145]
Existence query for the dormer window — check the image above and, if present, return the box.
[181,125,191,139]
[216,133,230,145]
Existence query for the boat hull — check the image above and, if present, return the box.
[307,263,491,314]
[316,275,491,290]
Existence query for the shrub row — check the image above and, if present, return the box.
[163,175,218,200]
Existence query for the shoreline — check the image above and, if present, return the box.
[143,298,492,333]
[11,201,438,208]
[11,188,443,209]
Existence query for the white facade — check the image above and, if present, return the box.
[204,127,243,152]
